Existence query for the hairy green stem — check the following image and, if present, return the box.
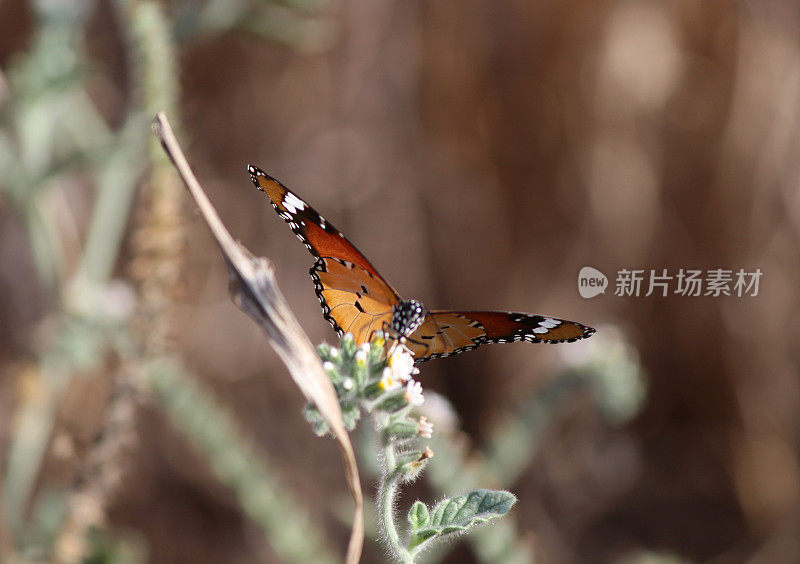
[378,436,412,563]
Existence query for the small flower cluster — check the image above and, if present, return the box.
[306,332,516,562]
[304,332,432,447]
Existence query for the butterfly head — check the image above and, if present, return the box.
[391,300,428,338]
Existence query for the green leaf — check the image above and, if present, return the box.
[407,490,516,551]
[340,404,362,431]
[373,389,409,413]
[316,342,332,359]
[303,404,329,435]
[339,333,356,356]
[408,501,429,530]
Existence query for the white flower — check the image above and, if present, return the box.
[417,416,433,438]
[386,344,418,383]
[404,380,425,406]
[379,367,402,391]
[342,377,354,390]
[322,361,335,372]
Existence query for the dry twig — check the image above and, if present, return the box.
[151,112,364,563]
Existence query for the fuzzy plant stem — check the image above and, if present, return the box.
[378,430,414,563]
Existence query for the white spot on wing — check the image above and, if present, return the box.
[283,192,306,213]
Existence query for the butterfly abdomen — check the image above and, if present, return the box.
[391,300,428,337]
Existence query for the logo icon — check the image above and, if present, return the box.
[578,266,608,298]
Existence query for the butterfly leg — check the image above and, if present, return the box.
[403,335,431,359]
[379,321,431,361]
[380,320,401,360]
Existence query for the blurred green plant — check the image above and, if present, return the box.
[0,0,334,562]
[0,0,149,554]
[172,0,336,50]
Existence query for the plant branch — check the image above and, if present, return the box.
[378,437,412,563]
[151,112,364,564]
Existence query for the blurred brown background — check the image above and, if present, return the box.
[1,0,799,562]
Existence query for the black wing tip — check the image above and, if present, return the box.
[246,163,263,178]
[246,164,265,191]
[246,164,281,191]
[521,313,596,342]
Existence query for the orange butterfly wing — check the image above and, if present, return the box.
[249,164,596,356]
[248,165,399,342]
[405,311,595,361]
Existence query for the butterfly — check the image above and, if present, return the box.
[248,165,595,362]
